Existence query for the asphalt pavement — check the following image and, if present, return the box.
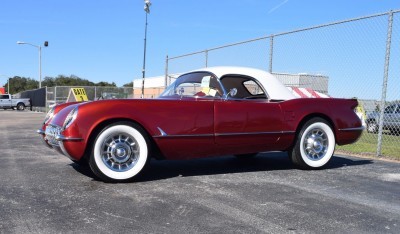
[0,110,399,233]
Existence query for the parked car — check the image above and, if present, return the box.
[0,94,31,110]
[366,102,400,134]
[37,67,363,182]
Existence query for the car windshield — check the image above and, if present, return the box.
[159,72,224,98]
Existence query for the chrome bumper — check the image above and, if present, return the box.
[37,125,83,159]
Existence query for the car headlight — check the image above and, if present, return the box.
[63,107,78,130]
[43,107,55,124]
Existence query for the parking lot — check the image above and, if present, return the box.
[1,110,399,233]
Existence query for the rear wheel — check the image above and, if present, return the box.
[289,118,335,169]
[88,122,150,182]
[16,103,25,111]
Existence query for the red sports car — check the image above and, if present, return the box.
[38,67,363,182]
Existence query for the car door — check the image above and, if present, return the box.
[155,71,221,159]
[214,75,283,154]
[0,95,11,108]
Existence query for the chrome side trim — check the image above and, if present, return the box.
[338,126,365,132]
[55,135,83,141]
[215,131,295,136]
[153,133,214,139]
[153,131,295,138]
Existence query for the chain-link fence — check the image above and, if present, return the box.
[46,86,133,108]
[164,10,400,159]
[132,87,165,99]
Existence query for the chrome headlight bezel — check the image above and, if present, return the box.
[63,107,79,130]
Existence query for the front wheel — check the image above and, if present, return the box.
[88,122,150,182]
[289,118,335,169]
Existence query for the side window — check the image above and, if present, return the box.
[243,80,264,95]
[220,75,267,99]
[176,82,202,96]
[0,95,8,99]
[159,72,223,98]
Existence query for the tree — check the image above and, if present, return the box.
[123,82,133,87]
[6,76,39,94]
[95,81,116,87]
[42,76,56,87]
[4,74,120,94]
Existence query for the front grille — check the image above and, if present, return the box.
[45,125,62,146]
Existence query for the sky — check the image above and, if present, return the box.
[1,0,400,88]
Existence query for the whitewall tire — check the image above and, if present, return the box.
[89,122,149,182]
[289,118,335,169]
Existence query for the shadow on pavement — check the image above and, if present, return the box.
[69,152,373,183]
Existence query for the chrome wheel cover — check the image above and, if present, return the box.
[303,128,329,161]
[101,133,139,172]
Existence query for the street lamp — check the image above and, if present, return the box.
[17,41,48,89]
[141,0,151,98]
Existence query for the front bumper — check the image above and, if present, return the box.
[37,124,83,159]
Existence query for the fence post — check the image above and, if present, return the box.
[269,34,274,73]
[54,86,57,106]
[45,86,48,113]
[377,10,394,157]
[165,55,169,87]
[205,50,208,68]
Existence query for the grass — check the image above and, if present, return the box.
[336,131,400,160]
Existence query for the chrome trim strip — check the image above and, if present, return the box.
[281,131,296,134]
[153,131,295,138]
[338,126,365,132]
[215,131,295,136]
[153,133,214,139]
[55,135,83,141]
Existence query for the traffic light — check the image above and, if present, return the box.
[44,41,49,47]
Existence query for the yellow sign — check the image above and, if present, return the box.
[67,88,89,102]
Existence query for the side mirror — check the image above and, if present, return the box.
[224,88,237,100]
[229,88,237,97]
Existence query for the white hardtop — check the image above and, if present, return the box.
[193,66,296,100]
